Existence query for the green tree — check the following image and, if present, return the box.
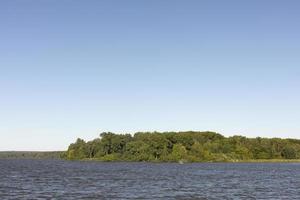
[170,144,187,161]
[281,146,297,159]
[67,138,88,160]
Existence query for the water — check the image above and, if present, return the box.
[0,159,300,199]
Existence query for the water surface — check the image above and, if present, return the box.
[0,159,299,199]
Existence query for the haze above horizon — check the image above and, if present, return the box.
[1,0,300,151]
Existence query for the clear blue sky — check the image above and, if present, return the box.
[1,1,300,151]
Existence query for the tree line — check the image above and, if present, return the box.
[63,131,300,162]
[0,151,63,159]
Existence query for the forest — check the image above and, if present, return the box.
[63,131,300,162]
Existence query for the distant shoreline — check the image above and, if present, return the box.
[0,151,64,159]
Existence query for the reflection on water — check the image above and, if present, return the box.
[0,159,300,199]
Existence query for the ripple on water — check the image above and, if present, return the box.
[0,160,300,199]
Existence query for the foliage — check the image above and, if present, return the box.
[65,131,300,162]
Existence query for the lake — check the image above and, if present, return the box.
[0,159,299,199]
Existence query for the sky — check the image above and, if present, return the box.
[1,0,300,151]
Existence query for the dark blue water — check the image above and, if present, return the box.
[0,159,299,199]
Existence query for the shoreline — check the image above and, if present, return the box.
[1,157,300,163]
[77,158,300,163]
